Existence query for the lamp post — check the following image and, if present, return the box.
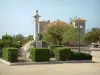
[78,25,84,52]
[75,18,86,52]
[78,24,81,52]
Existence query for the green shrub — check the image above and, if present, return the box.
[50,45,63,49]
[69,51,92,60]
[0,48,2,57]
[54,47,71,61]
[42,41,48,48]
[49,45,63,57]
[0,34,21,49]
[2,47,18,62]
[94,44,99,47]
[30,48,50,62]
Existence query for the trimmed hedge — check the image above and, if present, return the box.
[30,48,50,62]
[2,47,18,62]
[54,47,71,61]
[49,45,63,57]
[69,51,92,60]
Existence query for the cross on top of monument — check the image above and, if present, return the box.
[34,10,41,19]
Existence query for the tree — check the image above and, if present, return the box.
[84,28,100,44]
[13,34,34,46]
[38,34,43,40]
[27,35,34,41]
[13,34,29,46]
[13,34,26,46]
[0,33,34,49]
[0,33,21,48]
[43,20,78,45]
[13,34,24,41]
[63,26,78,42]
[69,16,77,25]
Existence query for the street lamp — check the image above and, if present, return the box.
[78,25,83,52]
[75,18,86,52]
[78,25,80,52]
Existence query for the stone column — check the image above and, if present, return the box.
[33,10,42,48]
[34,10,41,41]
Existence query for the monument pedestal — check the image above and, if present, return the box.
[36,41,42,48]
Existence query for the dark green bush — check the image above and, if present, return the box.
[2,47,18,62]
[54,47,71,61]
[50,45,63,49]
[94,44,99,47]
[0,48,2,57]
[49,45,63,57]
[42,41,48,48]
[30,48,50,62]
[69,51,92,60]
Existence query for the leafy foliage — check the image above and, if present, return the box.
[63,26,78,42]
[0,33,34,49]
[43,20,78,45]
[0,33,21,48]
[84,28,100,44]
[27,35,34,41]
[13,34,34,46]
[13,34,27,46]
[49,45,63,57]
[38,34,43,40]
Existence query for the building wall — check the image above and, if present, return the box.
[39,20,50,34]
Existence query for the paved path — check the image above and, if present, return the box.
[90,47,100,51]
[0,48,100,75]
[0,57,100,75]
[91,51,100,58]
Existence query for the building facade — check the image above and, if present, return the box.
[39,18,86,38]
[39,20,50,34]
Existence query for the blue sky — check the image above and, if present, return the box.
[0,0,100,38]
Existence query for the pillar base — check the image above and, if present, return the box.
[35,41,42,48]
